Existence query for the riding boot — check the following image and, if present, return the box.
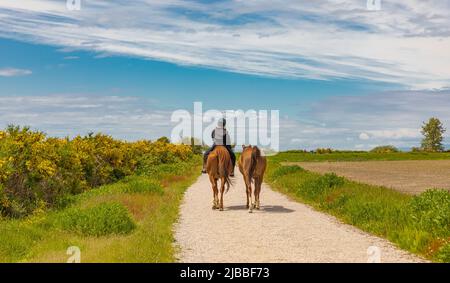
[230,161,235,177]
[201,154,207,174]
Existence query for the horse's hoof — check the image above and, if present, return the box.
[248,209,253,213]
[219,208,224,211]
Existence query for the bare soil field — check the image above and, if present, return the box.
[285,160,450,195]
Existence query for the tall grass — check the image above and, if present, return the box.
[0,156,201,263]
[267,162,450,262]
[53,202,136,237]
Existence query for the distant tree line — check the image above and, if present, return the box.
[372,117,447,153]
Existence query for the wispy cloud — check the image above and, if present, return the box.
[284,90,450,150]
[63,56,79,60]
[2,91,449,150]
[0,67,32,77]
[0,95,172,140]
[0,1,449,89]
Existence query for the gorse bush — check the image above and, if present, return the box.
[54,202,136,236]
[0,125,194,218]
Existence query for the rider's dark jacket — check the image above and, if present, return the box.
[204,127,236,167]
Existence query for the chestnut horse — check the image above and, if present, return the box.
[206,145,233,211]
[238,145,267,213]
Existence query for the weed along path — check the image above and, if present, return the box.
[174,171,426,263]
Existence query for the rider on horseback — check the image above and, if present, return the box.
[202,118,236,176]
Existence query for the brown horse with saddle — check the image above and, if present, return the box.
[206,145,234,211]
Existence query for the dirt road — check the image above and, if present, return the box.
[174,171,425,263]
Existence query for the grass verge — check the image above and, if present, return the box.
[0,156,201,263]
[266,161,450,262]
[272,151,450,162]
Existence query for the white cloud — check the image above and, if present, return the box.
[0,1,449,89]
[0,68,32,77]
[290,138,305,144]
[359,132,370,140]
[358,129,421,141]
[1,90,450,150]
[366,129,421,140]
[0,95,173,140]
[285,90,450,149]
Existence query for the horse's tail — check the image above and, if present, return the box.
[224,173,232,193]
[249,146,260,182]
[218,147,233,193]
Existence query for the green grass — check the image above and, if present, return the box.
[0,156,201,263]
[272,151,450,163]
[53,202,136,237]
[266,160,450,262]
[118,177,164,194]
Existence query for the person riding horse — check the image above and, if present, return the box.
[202,118,236,176]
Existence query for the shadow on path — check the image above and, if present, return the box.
[226,205,295,213]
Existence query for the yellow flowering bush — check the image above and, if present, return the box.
[0,126,194,218]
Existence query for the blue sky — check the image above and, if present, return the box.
[1,0,450,150]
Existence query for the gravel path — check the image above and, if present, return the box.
[174,171,426,263]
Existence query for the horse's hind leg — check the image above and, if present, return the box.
[246,178,254,213]
[254,177,262,210]
[210,176,219,209]
[219,177,225,211]
[244,175,250,209]
[245,176,254,213]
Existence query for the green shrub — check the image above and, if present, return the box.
[297,173,345,201]
[54,194,78,209]
[370,145,400,153]
[409,189,450,237]
[270,165,304,179]
[319,173,345,187]
[54,202,136,236]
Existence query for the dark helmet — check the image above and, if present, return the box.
[218,118,226,127]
